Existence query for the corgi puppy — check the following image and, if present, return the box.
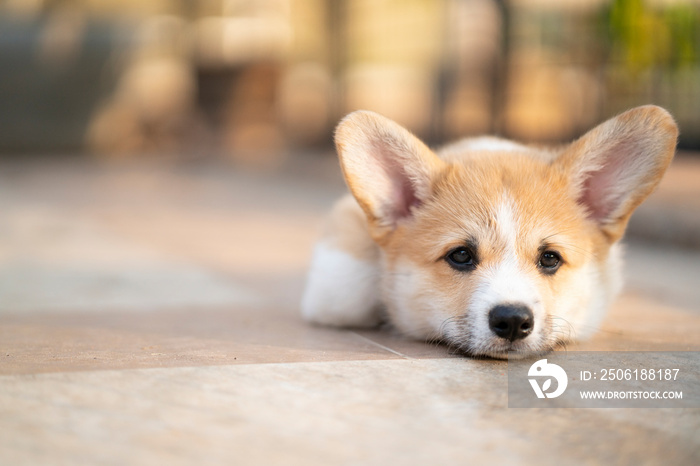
[301,106,677,358]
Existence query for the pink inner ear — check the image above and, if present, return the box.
[390,166,420,220]
[579,141,631,223]
[581,169,614,222]
[377,145,422,222]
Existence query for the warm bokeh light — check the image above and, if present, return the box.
[0,0,698,161]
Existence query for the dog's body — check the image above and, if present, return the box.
[302,106,677,358]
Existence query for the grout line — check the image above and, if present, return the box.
[351,332,413,360]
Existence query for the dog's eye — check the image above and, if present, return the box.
[446,247,476,271]
[538,250,562,274]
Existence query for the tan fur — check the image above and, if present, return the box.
[303,106,677,358]
[321,195,378,263]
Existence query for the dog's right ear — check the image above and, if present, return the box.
[335,111,445,239]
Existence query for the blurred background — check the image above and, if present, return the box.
[1,0,699,165]
[2,4,700,463]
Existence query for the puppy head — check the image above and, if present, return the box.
[336,107,677,358]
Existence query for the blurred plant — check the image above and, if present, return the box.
[603,0,699,73]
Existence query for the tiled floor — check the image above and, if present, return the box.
[1,156,700,465]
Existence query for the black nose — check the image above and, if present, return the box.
[488,304,534,341]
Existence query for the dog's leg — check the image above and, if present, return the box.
[301,195,383,327]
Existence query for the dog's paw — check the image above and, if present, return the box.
[301,241,382,327]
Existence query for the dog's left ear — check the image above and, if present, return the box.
[555,105,677,241]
